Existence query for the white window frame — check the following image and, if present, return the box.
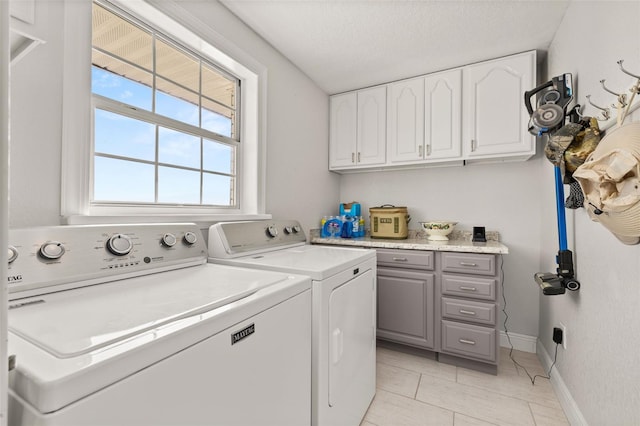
[61,0,269,224]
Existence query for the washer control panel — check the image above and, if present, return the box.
[7,223,207,299]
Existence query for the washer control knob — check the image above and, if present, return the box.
[183,231,198,245]
[39,241,66,260]
[107,234,133,256]
[292,225,301,234]
[266,225,279,238]
[8,246,18,263]
[284,226,293,234]
[161,233,177,247]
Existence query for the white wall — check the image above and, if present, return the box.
[10,0,62,227]
[1,1,9,424]
[9,0,338,235]
[340,154,545,338]
[164,0,338,234]
[540,2,640,424]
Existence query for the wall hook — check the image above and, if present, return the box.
[586,95,611,121]
[574,104,586,119]
[617,59,640,79]
[600,79,627,107]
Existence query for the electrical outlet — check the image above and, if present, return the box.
[553,327,563,344]
[559,322,567,350]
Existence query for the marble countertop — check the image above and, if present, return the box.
[309,229,509,254]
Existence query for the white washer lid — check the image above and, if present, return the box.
[9,265,285,358]
[210,245,375,280]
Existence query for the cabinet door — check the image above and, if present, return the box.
[376,268,434,349]
[357,86,387,166]
[387,78,425,163]
[463,51,535,158]
[329,92,358,168]
[424,69,462,160]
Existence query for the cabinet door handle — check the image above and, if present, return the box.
[459,309,476,316]
[418,145,423,157]
[351,152,355,163]
[471,139,477,152]
[357,152,361,162]
[392,257,408,262]
[426,144,431,156]
[459,286,477,292]
[459,338,476,345]
[459,262,477,267]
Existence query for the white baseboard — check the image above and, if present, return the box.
[500,331,537,353]
[537,340,588,426]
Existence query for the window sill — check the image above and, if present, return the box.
[64,213,272,228]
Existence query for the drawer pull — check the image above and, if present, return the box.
[459,309,476,316]
[459,286,477,292]
[459,338,476,345]
[392,257,408,262]
[459,262,478,267]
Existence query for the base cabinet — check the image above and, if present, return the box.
[377,267,435,349]
[439,252,501,370]
[376,249,501,373]
[376,249,435,349]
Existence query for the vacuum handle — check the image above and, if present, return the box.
[524,80,554,115]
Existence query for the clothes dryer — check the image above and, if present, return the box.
[208,220,376,426]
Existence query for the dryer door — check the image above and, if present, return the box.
[328,269,375,408]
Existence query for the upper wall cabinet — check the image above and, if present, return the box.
[329,86,386,170]
[329,51,536,172]
[387,77,425,164]
[329,92,358,168]
[424,68,462,161]
[462,51,536,160]
[386,69,462,166]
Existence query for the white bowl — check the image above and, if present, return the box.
[420,221,457,241]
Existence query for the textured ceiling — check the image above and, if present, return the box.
[220,0,570,94]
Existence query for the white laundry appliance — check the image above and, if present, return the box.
[6,223,312,426]
[208,220,377,426]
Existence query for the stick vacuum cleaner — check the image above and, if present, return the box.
[524,74,581,295]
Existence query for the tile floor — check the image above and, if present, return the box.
[362,345,569,426]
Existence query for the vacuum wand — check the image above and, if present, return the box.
[534,166,581,295]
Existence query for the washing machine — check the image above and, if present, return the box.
[208,219,376,426]
[6,223,312,426]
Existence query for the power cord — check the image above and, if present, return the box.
[500,256,560,385]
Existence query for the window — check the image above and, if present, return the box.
[61,0,267,222]
[91,2,238,207]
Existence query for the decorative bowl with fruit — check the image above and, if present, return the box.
[419,221,458,241]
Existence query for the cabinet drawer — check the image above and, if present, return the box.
[441,297,496,326]
[441,252,495,276]
[441,320,496,362]
[377,249,434,270]
[441,274,496,301]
